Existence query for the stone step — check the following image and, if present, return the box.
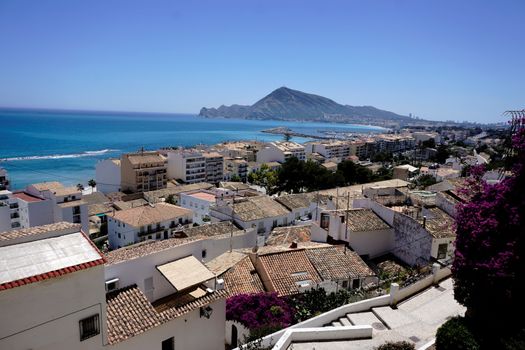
[331,321,343,327]
[372,306,413,330]
[339,317,352,326]
[347,311,388,332]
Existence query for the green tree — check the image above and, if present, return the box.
[165,194,177,205]
[230,174,242,182]
[88,179,96,188]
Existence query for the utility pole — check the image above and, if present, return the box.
[344,192,350,240]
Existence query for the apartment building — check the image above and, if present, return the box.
[224,157,248,182]
[167,149,206,184]
[107,202,193,249]
[25,182,89,232]
[0,167,9,190]
[120,151,167,193]
[305,140,350,160]
[203,152,224,184]
[96,158,121,193]
[0,190,20,231]
[256,141,306,163]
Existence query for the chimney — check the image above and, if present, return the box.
[423,215,427,229]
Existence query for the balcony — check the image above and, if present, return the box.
[138,226,166,237]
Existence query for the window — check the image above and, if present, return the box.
[162,337,174,350]
[437,243,448,259]
[118,233,121,239]
[79,314,100,341]
[342,280,349,289]
[340,216,345,223]
[352,279,361,289]
[105,278,120,292]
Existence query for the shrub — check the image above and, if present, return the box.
[436,316,479,350]
[376,341,415,350]
[226,293,293,331]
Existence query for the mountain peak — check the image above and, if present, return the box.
[199,87,410,125]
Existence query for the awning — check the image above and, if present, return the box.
[156,256,215,291]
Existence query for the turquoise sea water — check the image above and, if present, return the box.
[0,109,385,189]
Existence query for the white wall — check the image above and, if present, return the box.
[348,228,394,258]
[110,299,225,350]
[96,160,121,194]
[0,265,107,350]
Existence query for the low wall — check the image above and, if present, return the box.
[273,326,373,350]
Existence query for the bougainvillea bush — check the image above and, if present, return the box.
[226,293,293,335]
[452,119,525,339]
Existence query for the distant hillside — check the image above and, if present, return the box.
[199,87,413,126]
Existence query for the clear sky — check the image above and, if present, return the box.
[0,0,523,123]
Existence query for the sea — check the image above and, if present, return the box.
[0,109,386,190]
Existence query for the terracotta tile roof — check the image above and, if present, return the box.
[124,152,166,166]
[53,186,80,196]
[104,236,203,265]
[275,193,313,211]
[233,196,290,221]
[205,251,247,276]
[11,191,43,203]
[305,246,375,280]
[108,202,192,227]
[83,192,110,205]
[182,221,239,238]
[342,208,391,232]
[57,199,87,208]
[420,206,456,238]
[258,249,322,296]
[266,225,312,246]
[106,285,227,344]
[222,256,265,295]
[0,222,80,241]
[30,181,63,191]
[144,183,214,202]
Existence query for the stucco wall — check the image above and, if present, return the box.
[392,212,432,266]
[0,265,107,350]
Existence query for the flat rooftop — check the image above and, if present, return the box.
[0,231,104,290]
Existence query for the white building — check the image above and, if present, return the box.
[167,149,206,184]
[312,208,394,258]
[11,191,54,229]
[305,140,350,161]
[96,159,121,193]
[211,195,292,236]
[0,190,21,231]
[107,202,193,249]
[0,222,108,350]
[256,141,306,163]
[1,221,232,350]
[25,182,89,233]
[180,191,216,224]
[203,152,224,184]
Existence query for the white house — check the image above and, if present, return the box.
[211,195,293,237]
[180,190,216,224]
[0,222,108,350]
[256,141,306,163]
[312,208,394,258]
[96,159,121,193]
[107,202,193,249]
[25,182,89,233]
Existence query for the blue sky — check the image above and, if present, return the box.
[0,0,523,123]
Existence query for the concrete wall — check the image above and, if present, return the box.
[348,228,394,258]
[0,265,107,350]
[0,204,11,232]
[96,160,121,194]
[392,212,432,266]
[110,298,226,350]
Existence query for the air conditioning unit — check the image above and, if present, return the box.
[215,278,225,290]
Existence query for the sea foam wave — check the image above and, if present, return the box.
[2,149,118,161]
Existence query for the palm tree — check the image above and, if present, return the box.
[88,179,96,188]
[77,183,84,191]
